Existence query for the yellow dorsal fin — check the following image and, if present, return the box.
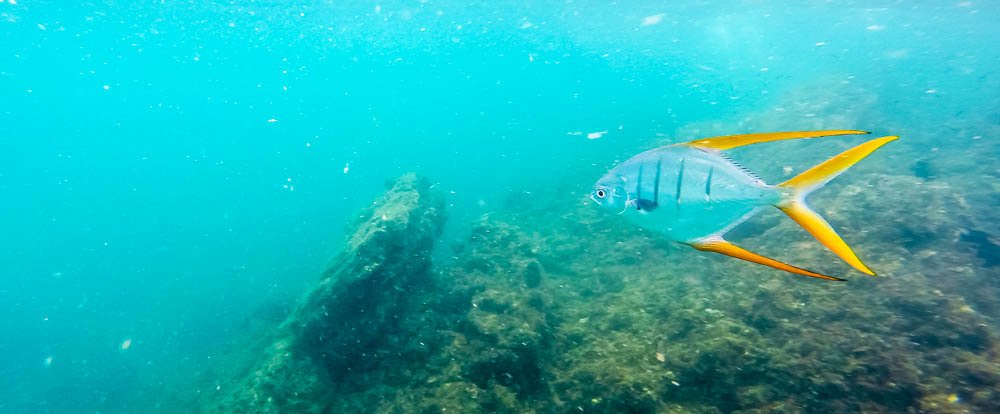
[683,130,870,151]
[690,237,845,281]
[777,135,899,276]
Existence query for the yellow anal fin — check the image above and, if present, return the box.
[690,238,846,281]
[682,130,869,151]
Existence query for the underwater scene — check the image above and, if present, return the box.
[2,1,998,413]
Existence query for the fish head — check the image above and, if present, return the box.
[591,174,630,213]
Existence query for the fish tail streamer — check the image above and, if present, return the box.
[776,135,898,276]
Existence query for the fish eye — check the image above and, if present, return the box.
[595,188,607,199]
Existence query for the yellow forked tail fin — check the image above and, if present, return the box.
[777,135,899,276]
[684,130,869,151]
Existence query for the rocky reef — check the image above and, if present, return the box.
[193,77,1000,413]
[194,161,998,413]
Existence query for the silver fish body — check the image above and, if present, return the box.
[595,145,780,242]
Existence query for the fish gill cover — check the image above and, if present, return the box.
[1,1,997,413]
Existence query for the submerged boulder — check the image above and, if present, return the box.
[211,173,445,413]
[290,173,446,379]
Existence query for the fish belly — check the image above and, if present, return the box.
[616,146,778,242]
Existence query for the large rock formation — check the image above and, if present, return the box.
[209,173,445,413]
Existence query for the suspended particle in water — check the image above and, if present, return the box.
[640,14,665,27]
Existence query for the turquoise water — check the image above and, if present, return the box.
[2,1,997,412]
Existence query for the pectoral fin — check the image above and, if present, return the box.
[689,237,845,281]
[635,199,659,211]
[682,130,869,151]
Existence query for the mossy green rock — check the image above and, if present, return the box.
[208,174,446,413]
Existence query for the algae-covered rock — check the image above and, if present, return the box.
[290,173,446,379]
[208,173,445,413]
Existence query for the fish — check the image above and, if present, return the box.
[591,130,898,281]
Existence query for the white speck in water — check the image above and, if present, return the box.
[587,131,607,140]
[37,23,46,30]
[815,41,826,46]
[866,25,884,31]
[121,338,132,351]
[925,89,937,94]
[640,14,665,27]
[885,49,909,59]
[103,84,110,90]
[43,356,53,367]
[343,163,350,174]
[374,4,381,13]
[671,381,680,386]
[520,21,533,29]
[266,118,278,123]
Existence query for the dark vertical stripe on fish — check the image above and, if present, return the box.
[675,157,685,207]
[705,166,714,201]
[636,164,644,202]
[653,157,662,205]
